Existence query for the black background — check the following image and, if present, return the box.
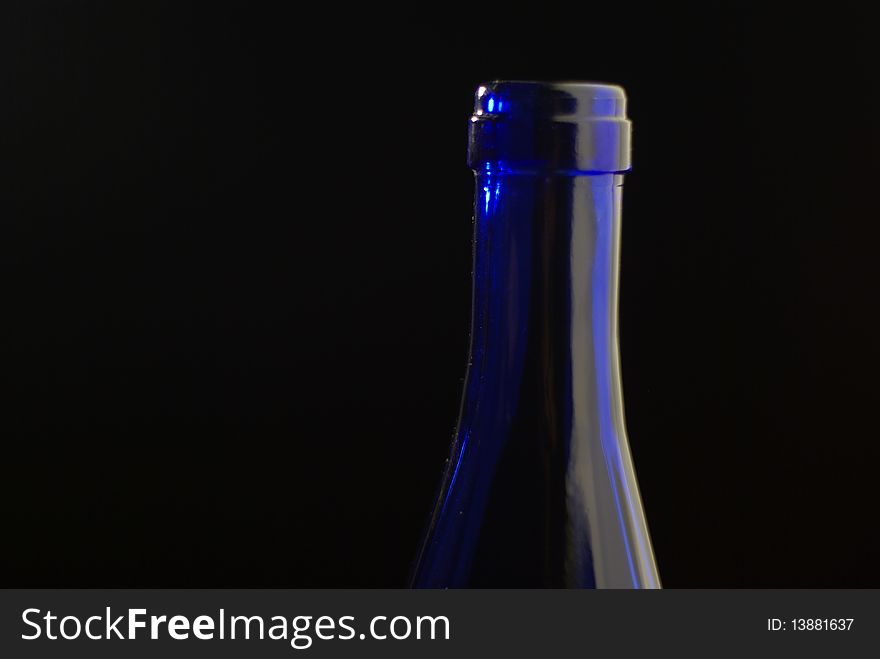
[1,2,878,587]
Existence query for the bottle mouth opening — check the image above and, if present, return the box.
[468,81,632,173]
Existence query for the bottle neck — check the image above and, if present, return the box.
[467,171,624,410]
[453,170,657,588]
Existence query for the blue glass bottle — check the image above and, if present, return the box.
[412,82,660,588]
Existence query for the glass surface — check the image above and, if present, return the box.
[412,82,660,588]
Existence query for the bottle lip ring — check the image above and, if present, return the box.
[472,81,629,123]
[468,81,632,173]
